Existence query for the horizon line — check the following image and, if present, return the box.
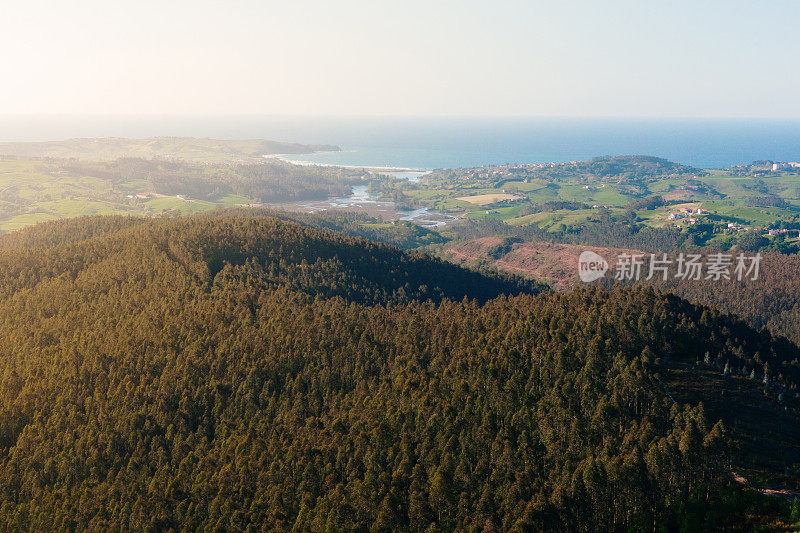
[3,113,800,121]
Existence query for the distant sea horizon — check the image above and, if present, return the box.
[1,115,799,169]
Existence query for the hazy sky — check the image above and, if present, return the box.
[2,0,799,117]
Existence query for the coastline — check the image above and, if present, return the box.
[264,153,430,177]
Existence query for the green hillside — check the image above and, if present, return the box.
[0,137,340,162]
[0,157,362,232]
[0,215,796,530]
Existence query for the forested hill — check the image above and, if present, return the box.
[0,215,540,305]
[0,214,797,530]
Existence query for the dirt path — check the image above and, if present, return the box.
[733,471,800,500]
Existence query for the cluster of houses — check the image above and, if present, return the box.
[664,205,799,238]
[126,193,191,202]
[727,222,750,232]
[766,228,800,238]
[442,161,589,188]
[772,162,800,172]
[667,207,710,224]
[447,163,560,186]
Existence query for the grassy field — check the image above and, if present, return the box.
[3,151,800,238]
[0,158,255,232]
[144,197,219,215]
[401,165,800,231]
[506,208,599,230]
[502,179,549,191]
[463,204,526,220]
[702,201,800,225]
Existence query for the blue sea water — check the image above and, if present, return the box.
[1,115,799,169]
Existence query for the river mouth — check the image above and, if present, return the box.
[265,185,457,228]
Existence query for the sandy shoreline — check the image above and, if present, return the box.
[264,154,430,175]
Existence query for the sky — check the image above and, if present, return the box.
[2,0,799,117]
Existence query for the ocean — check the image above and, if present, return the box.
[1,115,799,169]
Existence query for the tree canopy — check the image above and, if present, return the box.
[0,215,795,530]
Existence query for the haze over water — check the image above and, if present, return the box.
[2,115,799,169]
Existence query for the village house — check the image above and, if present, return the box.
[772,162,800,171]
